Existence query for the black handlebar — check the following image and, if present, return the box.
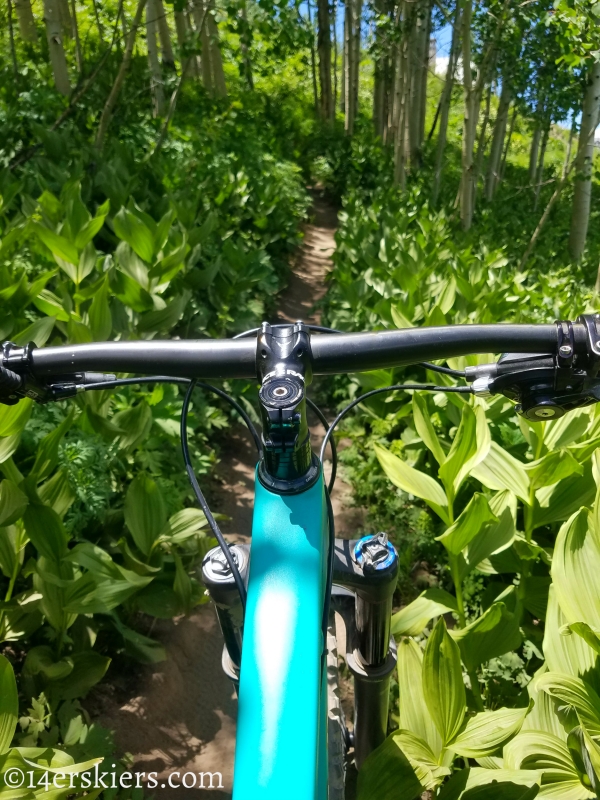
[6,323,584,381]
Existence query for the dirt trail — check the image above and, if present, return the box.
[94,192,365,799]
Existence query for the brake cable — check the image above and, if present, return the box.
[319,382,472,466]
[80,375,257,611]
[181,380,247,611]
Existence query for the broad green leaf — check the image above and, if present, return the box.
[13,316,55,347]
[437,493,497,555]
[154,208,176,253]
[392,730,450,790]
[462,781,540,799]
[31,222,78,265]
[173,552,192,612]
[48,651,111,702]
[504,730,581,782]
[113,207,155,263]
[0,400,31,438]
[23,503,68,561]
[535,463,596,529]
[160,508,208,543]
[64,572,150,614]
[526,449,583,490]
[113,401,153,451]
[451,589,522,671]
[413,393,446,465]
[464,768,541,794]
[545,409,591,450]
[439,404,477,495]
[113,619,166,663]
[451,706,529,757]
[117,536,162,576]
[544,586,598,681]
[592,450,600,536]
[0,654,18,754]
[523,670,569,741]
[30,408,75,481]
[38,469,75,518]
[464,491,516,575]
[423,618,466,746]
[0,526,20,578]
[110,267,153,311]
[73,199,109,249]
[391,588,458,636]
[0,433,22,464]
[437,768,470,800]
[136,291,190,334]
[116,240,150,287]
[397,638,442,756]
[124,475,168,556]
[88,277,112,340]
[471,442,530,503]
[23,645,73,680]
[33,556,77,632]
[391,304,414,329]
[32,289,70,322]
[552,508,600,631]
[374,443,449,523]
[537,673,600,739]
[77,241,97,283]
[0,480,27,526]
[356,732,423,800]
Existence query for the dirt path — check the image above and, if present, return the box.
[94,192,364,799]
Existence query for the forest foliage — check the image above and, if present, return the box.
[2,0,600,796]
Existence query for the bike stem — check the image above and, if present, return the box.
[256,322,321,494]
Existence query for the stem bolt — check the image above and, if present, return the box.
[559,344,572,357]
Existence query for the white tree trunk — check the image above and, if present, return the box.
[155,0,175,68]
[485,79,511,201]
[432,1,460,205]
[529,126,541,182]
[14,0,38,42]
[70,0,83,72]
[95,0,148,149]
[317,0,333,120]
[147,0,166,115]
[43,0,71,96]
[569,61,600,260]
[473,80,493,205]
[207,4,226,97]
[460,0,475,231]
[417,1,432,150]
[343,0,353,132]
[58,0,71,36]
[533,121,550,211]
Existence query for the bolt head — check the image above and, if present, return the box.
[559,344,572,356]
[535,407,557,419]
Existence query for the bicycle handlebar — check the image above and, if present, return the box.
[7,323,581,381]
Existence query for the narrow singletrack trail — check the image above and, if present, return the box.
[93,192,364,799]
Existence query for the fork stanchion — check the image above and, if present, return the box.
[201,543,250,684]
[332,534,399,769]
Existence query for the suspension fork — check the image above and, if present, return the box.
[331,534,399,770]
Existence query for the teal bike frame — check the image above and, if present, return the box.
[233,471,329,799]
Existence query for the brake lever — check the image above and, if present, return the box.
[465,353,600,421]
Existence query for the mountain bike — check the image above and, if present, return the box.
[1,315,598,799]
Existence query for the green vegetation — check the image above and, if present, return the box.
[3,0,600,796]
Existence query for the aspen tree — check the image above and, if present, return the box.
[14,0,38,43]
[43,0,71,96]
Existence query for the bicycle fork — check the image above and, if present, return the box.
[201,531,398,771]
